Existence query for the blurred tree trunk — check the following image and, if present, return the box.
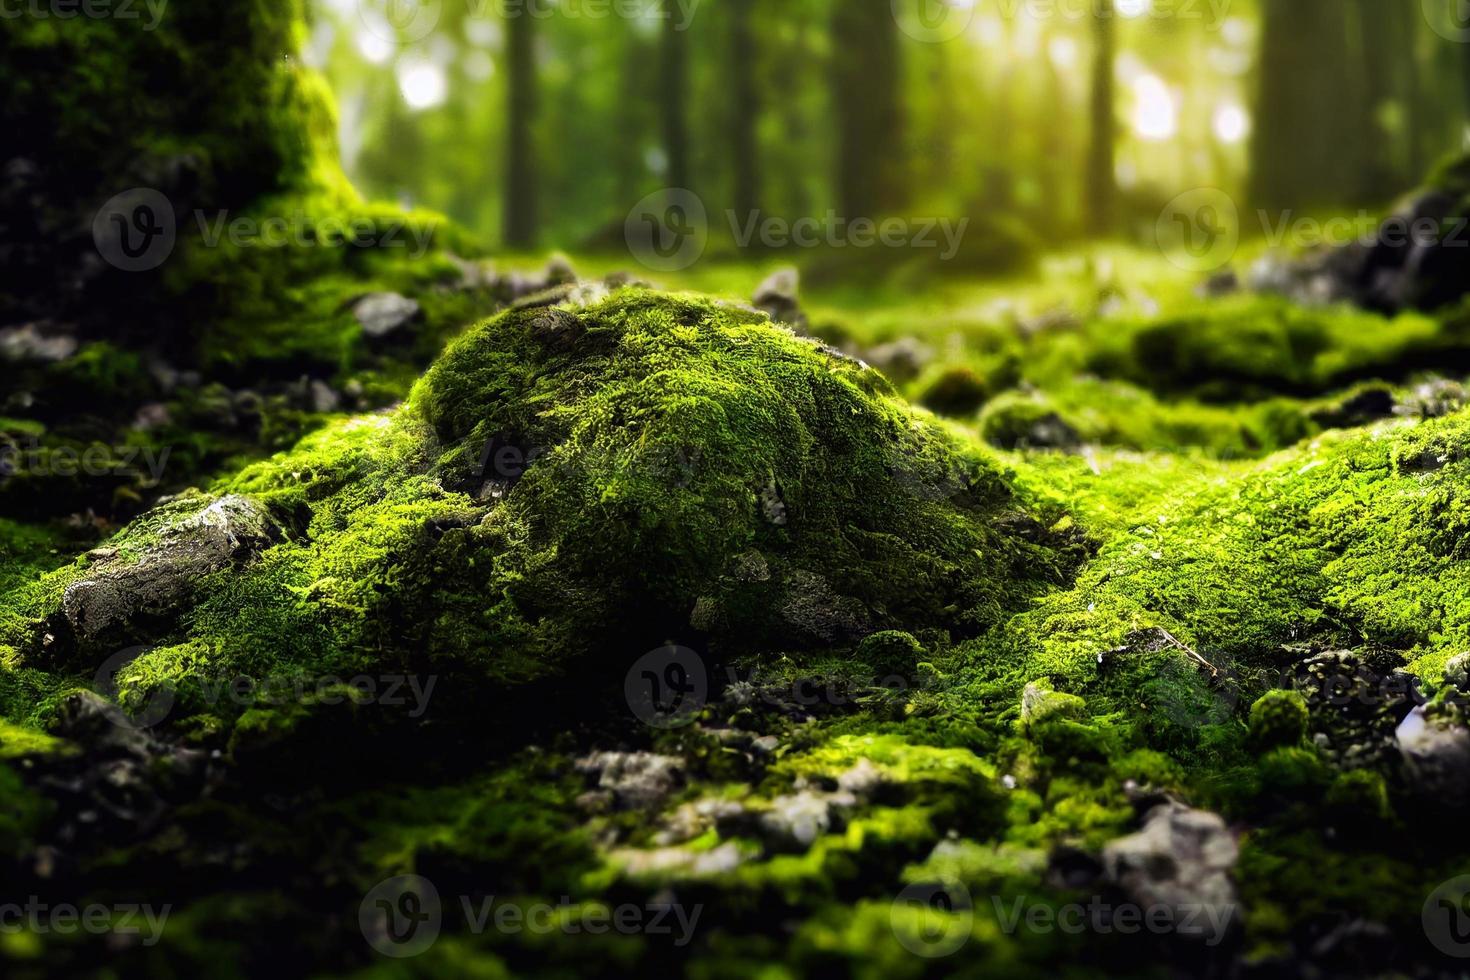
[831,0,904,217]
[503,0,538,248]
[730,0,759,217]
[661,0,690,190]
[1354,0,1400,199]
[1038,27,1066,227]
[1086,0,1116,235]
[1251,0,1362,209]
[614,28,650,209]
[1398,2,1427,178]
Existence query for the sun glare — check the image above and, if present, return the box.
[1213,103,1250,143]
[398,62,447,110]
[1130,73,1177,141]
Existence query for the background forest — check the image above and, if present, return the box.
[318,0,1470,253]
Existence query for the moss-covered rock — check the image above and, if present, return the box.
[2,290,1083,731]
[1247,690,1309,753]
[1011,409,1470,745]
[852,631,925,678]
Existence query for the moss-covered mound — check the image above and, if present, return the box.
[972,405,1470,781]
[1024,410,1470,675]
[1,290,1082,731]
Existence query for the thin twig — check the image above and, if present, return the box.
[1159,628,1221,678]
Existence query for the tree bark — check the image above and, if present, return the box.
[831,1,904,217]
[503,0,538,248]
[730,0,759,218]
[661,0,691,190]
[1250,0,1362,210]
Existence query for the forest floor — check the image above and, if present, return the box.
[6,235,1470,979]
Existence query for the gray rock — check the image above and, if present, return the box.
[657,797,748,845]
[308,380,341,414]
[752,267,807,332]
[576,751,683,810]
[544,254,577,286]
[758,479,787,526]
[1195,269,1240,298]
[758,789,856,850]
[1397,705,1470,806]
[352,292,421,339]
[132,403,171,432]
[1290,648,1420,770]
[1248,190,1470,314]
[1013,411,1081,451]
[1102,801,1239,943]
[58,495,280,649]
[864,337,933,383]
[0,321,78,363]
[527,308,587,351]
[612,840,746,878]
[1397,379,1470,420]
[446,254,496,291]
[835,758,886,797]
[778,569,871,646]
[52,690,156,758]
[1444,653,1470,693]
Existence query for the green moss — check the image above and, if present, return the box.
[1018,680,1087,733]
[0,718,67,761]
[413,290,1078,661]
[854,632,925,677]
[996,409,1470,771]
[1086,294,1446,401]
[1247,690,1309,753]
[1256,746,1329,798]
[0,292,1082,742]
[0,760,46,857]
[916,367,990,417]
[1324,769,1393,831]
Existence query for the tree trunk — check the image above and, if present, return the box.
[1251,0,1362,210]
[830,1,904,217]
[661,0,690,190]
[1086,0,1116,235]
[503,0,538,248]
[730,0,759,217]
